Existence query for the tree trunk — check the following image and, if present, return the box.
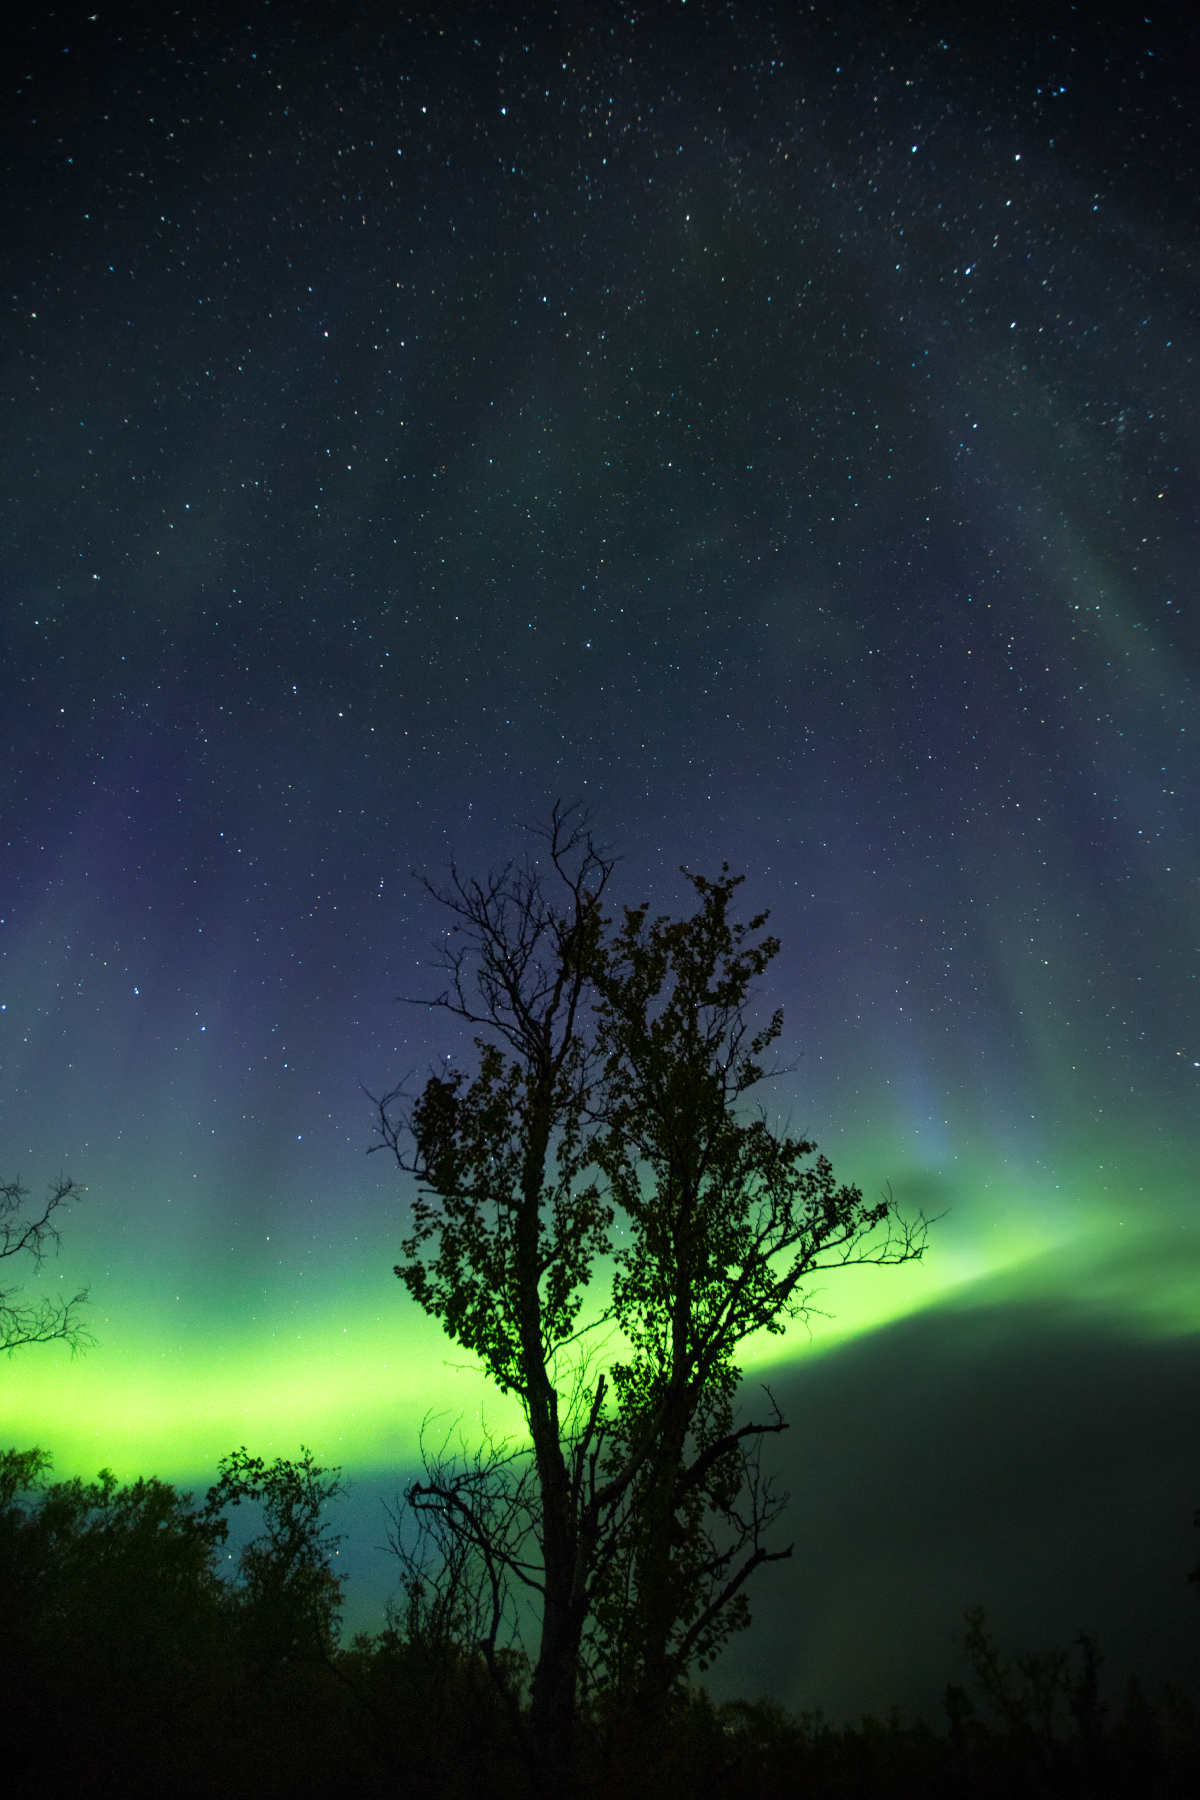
[518,1085,588,1794]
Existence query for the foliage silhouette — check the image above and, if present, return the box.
[586,867,925,1716]
[204,1444,347,1666]
[1,1444,1197,1798]
[0,1445,373,1800]
[940,1607,1195,1800]
[0,1445,232,1796]
[372,810,927,1789]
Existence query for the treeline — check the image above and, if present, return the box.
[5,822,1195,1794]
[1,1444,1196,1800]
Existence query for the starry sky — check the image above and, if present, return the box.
[2,0,1198,1706]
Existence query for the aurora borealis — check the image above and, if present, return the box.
[2,0,1198,1712]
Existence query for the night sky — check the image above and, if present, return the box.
[3,0,1198,1715]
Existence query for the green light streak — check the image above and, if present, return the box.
[3,1157,1195,1485]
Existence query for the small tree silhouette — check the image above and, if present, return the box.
[1,1173,91,1355]
[205,1445,347,1666]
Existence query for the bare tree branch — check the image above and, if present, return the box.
[1,1174,92,1355]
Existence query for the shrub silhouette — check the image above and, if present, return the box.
[2,1446,1197,1799]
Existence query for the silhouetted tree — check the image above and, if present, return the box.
[373,805,616,1792]
[373,811,927,1792]
[204,1444,347,1666]
[583,869,925,1719]
[0,1446,231,1795]
[950,1605,1106,1760]
[0,1443,363,1800]
[1,1172,91,1354]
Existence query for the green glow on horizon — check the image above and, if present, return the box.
[4,1155,1196,1486]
